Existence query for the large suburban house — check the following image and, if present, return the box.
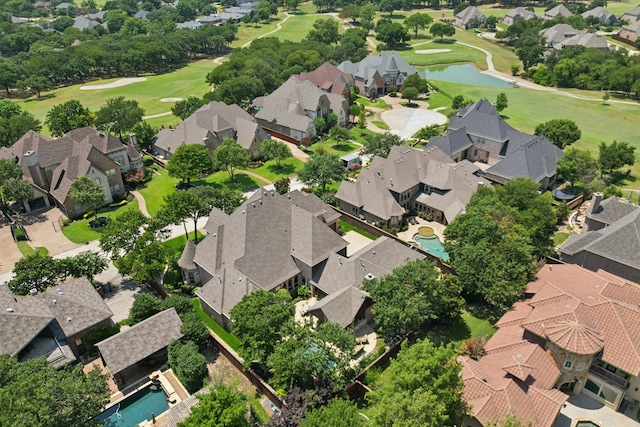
[428,99,563,188]
[0,277,114,369]
[337,52,423,98]
[307,236,424,329]
[618,20,640,44]
[188,189,347,329]
[253,76,348,142]
[0,127,144,217]
[543,4,573,20]
[335,145,491,227]
[454,6,486,29]
[461,263,640,426]
[581,6,617,25]
[295,62,355,99]
[502,7,537,26]
[153,101,270,160]
[621,5,640,24]
[559,194,640,282]
[540,24,610,51]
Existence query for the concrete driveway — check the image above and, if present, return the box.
[0,220,23,274]
[381,107,447,139]
[21,208,82,256]
[553,394,640,427]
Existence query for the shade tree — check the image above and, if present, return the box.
[178,385,253,427]
[404,12,433,37]
[69,176,106,221]
[556,148,597,188]
[261,139,292,169]
[300,398,366,427]
[166,144,215,186]
[361,132,403,159]
[45,100,93,137]
[171,96,204,121]
[94,96,144,140]
[534,119,581,149]
[598,140,636,176]
[298,153,345,192]
[212,138,250,182]
[0,100,41,148]
[0,158,32,212]
[430,22,455,41]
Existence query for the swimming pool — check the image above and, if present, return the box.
[96,385,168,427]
[413,234,449,261]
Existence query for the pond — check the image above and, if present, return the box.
[423,64,514,88]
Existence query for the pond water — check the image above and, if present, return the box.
[423,64,514,88]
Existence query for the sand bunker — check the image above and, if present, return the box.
[160,98,183,102]
[415,49,451,54]
[80,77,147,90]
[381,108,447,140]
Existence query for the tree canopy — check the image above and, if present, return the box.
[0,100,41,148]
[178,385,252,427]
[261,139,292,169]
[166,144,215,185]
[212,138,250,182]
[556,148,597,188]
[45,100,93,137]
[94,96,144,140]
[300,398,366,427]
[404,12,433,37]
[363,260,464,337]
[0,355,110,427]
[361,133,403,159]
[367,339,467,427]
[171,96,205,120]
[69,176,106,220]
[168,340,208,393]
[298,153,344,191]
[0,157,32,211]
[534,119,581,149]
[598,140,636,175]
[230,289,294,367]
[429,22,455,40]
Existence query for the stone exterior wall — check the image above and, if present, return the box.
[547,340,594,394]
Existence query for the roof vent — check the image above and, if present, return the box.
[564,304,570,308]
[67,317,72,322]
[52,299,57,304]
[478,181,484,186]
[594,284,600,289]
[29,288,37,295]
[372,251,376,255]
[587,295,594,300]
[252,203,255,208]
[515,353,522,359]
[6,308,14,313]
[365,273,376,280]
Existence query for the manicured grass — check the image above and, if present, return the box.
[16,241,34,257]
[61,199,140,243]
[554,232,570,246]
[192,299,243,353]
[230,17,284,48]
[348,127,378,144]
[310,140,360,156]
[372,120,390,130]
[143,115,181,130]
[339,220,377,241]
[199,171,268,191]
[162,231,205,254]
[248,157,305,181]
[17,60,214,133]
[274,14,344,42]
[357,97,391,109]
[432,80,640,188]
[137,168,178,216]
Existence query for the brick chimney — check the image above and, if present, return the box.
[588,192,603,215]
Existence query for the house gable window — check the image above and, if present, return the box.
[563,360,573,370]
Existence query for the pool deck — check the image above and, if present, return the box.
[553,394,640,427]
[396,218,446,244]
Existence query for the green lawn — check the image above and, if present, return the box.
[17,60,214,133]
[274,14,344,42]
[309,140,360,156]
[339,220,377,241]
[431,80,640,188]
[248,157,305,182]
[554,232,570,246]
[138,168,178,217]
[192,299,243,353]
[15,241,48,257]
[230,17,284,48]
[199,171,268,191]
[61,199,140,243]
[421,309,496,349]
[162,231,205,254]
[357,97,391,109]
[371,120,390,130]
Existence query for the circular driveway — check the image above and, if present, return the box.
[381,108,447,139]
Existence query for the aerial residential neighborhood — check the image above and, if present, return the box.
[0,0,640,426]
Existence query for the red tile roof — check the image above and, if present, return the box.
[544,320,604,355]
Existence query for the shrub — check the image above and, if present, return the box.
[168,340,208,393]
[13,227,26,241]
[180,312,210,347]
[300,137,313,148]
[248,161,264,169]
[62,218,72,226]
[459,336,487,360]
[316,147,328,155]
[84,324,121,346]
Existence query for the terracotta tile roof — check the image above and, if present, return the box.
[544,320,604,355]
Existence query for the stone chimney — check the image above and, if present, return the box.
[23,151,48,189]
[128,132,138,147]
[589,192,603,215]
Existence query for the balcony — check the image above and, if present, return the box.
[589,364,628,389]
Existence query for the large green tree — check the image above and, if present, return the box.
[361,133,403,159]
[404,12,433,37]
[0,100,41,148]
[168,340,208,393]
[300,398,366,427]
[99,210,150,261]
[178,385,252,427]
[297,153,345,191]
[375,19,410,47]
[230,289,294,367]
[306,18,340,45]
[44,100,93,137]
[212,138,250,182]
[0,355,109,427]
[557,148,597,188]
[158,190,209,243]
[261,139,292,169]
[367,339,467,427]
[598,140,636,175]
[166,144,215,185]
[171,96,204,120]
[534,119,581,149]
[429,22,456,40]
[94,96,144,140]
[69,175,106,221]
[0,158,32,211]
[363,260,464,337]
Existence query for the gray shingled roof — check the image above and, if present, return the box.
[96,308,182,375]
[503,7,537,22]
[428,127,473,157]
[485,136,563,183]
[581,7,616,23]
[557,33,609,50]
[449,99,516,142]
[154,101,266,155]
[456,6,486,24]
[544,4,572,18]
[178,239,197,270]
[68,127,124,154]
[338,52,423,81]
[0,277,113,358]
[587,197,639,225]
[195,189,347,318]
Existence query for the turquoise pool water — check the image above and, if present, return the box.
[423,64,514,88]
[413,234,450,261]
[96,385,168,427]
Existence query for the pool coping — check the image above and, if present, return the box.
[571,420,603,427]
